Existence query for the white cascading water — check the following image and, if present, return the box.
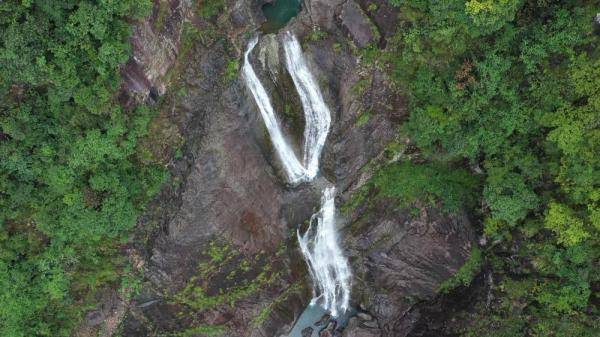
[242,32,351,317]
[297,186,351,317]
[282,32,331,179]
[242,36,308,184]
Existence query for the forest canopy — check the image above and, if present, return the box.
[381,0,599,335]
[0,1,163,336]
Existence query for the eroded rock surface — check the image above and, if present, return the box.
[346,201,473,336]
[121,0,191,99]
[101,0,476,336]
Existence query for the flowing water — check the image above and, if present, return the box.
[282,32,332,181]
[297,186,351,317]
[242,37,308,184]
[242,31,352,330]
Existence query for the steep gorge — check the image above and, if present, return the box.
[86,1,475,336]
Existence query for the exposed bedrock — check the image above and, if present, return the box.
[87,1,478,337]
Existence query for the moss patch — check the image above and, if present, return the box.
[355,111,371,127]
[251,281,304,327]
[171,239,282,313]
[438,246,482,293]
[223,59,239,83]
[198,0,226,19]
[171,324,227,337]
[372,161,479,213]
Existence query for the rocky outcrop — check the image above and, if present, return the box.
[101,0,476,336]
[345,202,473,336]
[357,0,400,44]
[340,0,379,47]
[303,0,345,31]
[343,316,380,337]
[121,0,192,100]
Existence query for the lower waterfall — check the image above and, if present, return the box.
[297,186,351,316]
[242,32,352,318]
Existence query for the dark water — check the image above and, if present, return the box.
[261,0,301,33]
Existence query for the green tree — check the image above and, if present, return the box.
[0,1,162,336]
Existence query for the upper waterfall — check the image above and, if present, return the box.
[242,37,309,183]
[282,32,332,180]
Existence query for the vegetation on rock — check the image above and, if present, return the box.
[371,0,598,335]
[1,0,598,336]
[168,240,292,336]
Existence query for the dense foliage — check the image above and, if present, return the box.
[381,0,599,335]
[0,1,165,336]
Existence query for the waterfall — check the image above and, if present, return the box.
[242,33,351,317]
[242,37,308,184]
[282,32,331,179]
[297,186,351,317]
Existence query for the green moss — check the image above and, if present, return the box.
[359,44,383,66]
[208,240,229,262]
[171,324,227,337]
[351,77,371,96]
[366,17,381,42]
[283,103,293,118]
[171,240,281,313]
[341,188,369,214]
[180,22,201,55]
[223,59,239,82]
[154,0,169,31]
[175,148,183,159]
[381,141,405,161]
[251,282,303,327]
[355,111,371,127]
[439,246,482,293]
[198,0,225,19]
[118,266,143,302]
[180,21,218,54]
[332,42,342,53]
[306,28,328,42]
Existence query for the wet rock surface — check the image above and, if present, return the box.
[319,320,339,337]
[302,326,314,337]
[343,316,381,337]
[94,0,477,336]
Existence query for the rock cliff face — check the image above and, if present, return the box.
[121,0,191,99]
[100,1,475,336]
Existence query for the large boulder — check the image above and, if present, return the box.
[339,0,379,48]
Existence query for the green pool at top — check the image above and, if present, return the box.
[261,0,302,33]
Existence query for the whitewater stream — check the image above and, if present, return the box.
[242,32,351,321]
